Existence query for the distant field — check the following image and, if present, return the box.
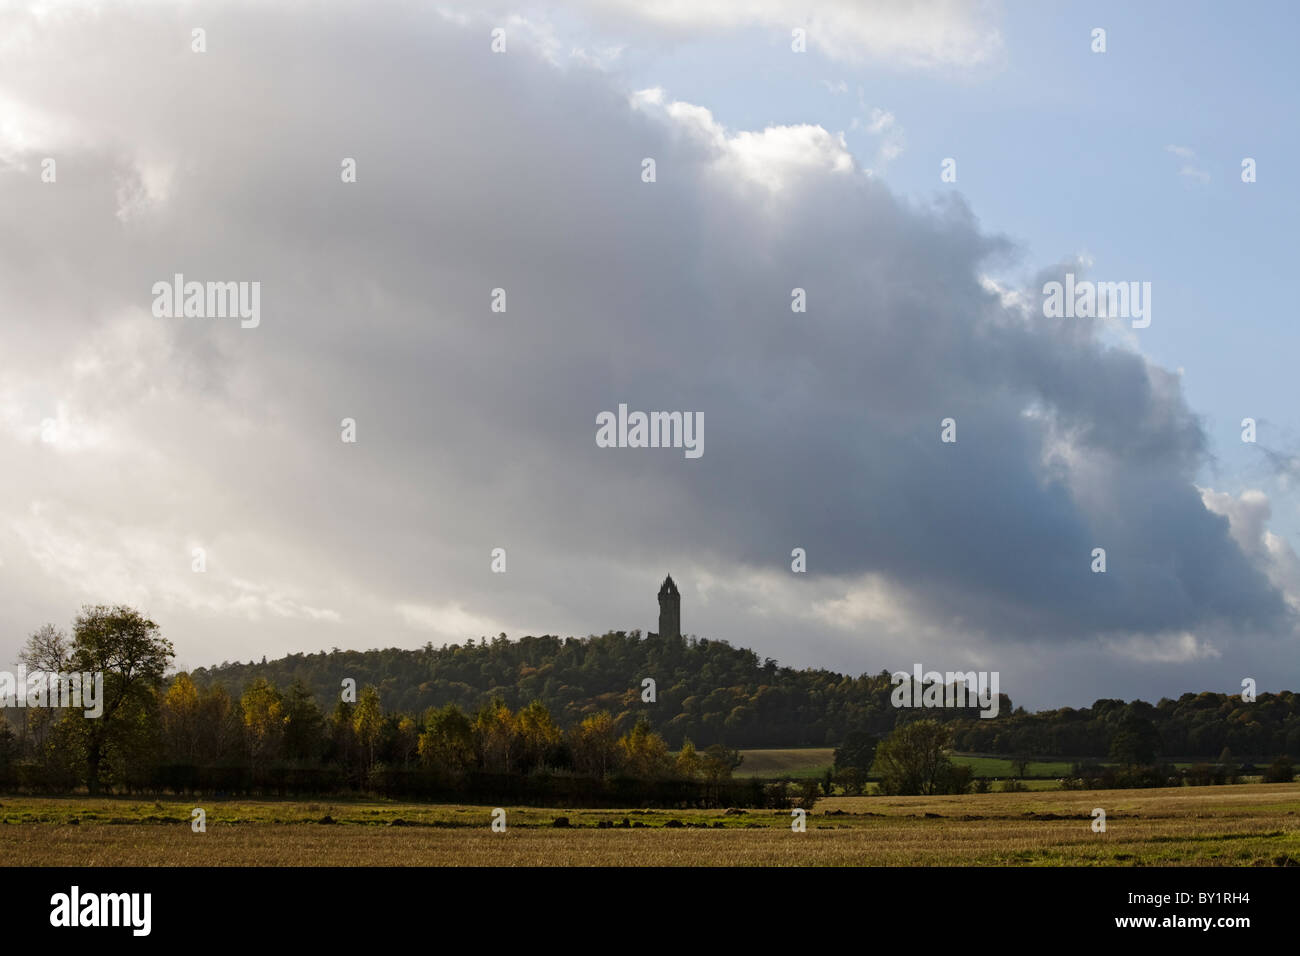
[734,748,834,778]
[990,779,1061,792]
[3,783,1297,866]
[950,755,1075,778]
[732,750,1073,785]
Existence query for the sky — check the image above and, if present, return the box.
[1,0,1298,711]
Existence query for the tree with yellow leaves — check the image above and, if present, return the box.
[473,698,518,774]
[516,700,562,772]
[617,716,671,780]
[161,673,203,763]
[568,711,618,778]
[240,677,284,770]
[674,738,702,780]
[352,685,383,772]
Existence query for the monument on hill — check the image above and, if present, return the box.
[657,574,681,640]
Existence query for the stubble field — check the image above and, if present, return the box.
[3,782,1298,866]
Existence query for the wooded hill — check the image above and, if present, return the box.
[191,630,1300,758]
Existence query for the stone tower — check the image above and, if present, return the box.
[658,574,681,640]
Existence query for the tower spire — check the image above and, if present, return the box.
[658,574,681,640]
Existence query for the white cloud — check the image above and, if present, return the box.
[4,504,340,623]
[1165,145,1209,184]
[635,90,856,191]
[1100,631,1221,664]
[566,0,1004,67]
[811,573,917,633]
[1201,487,1300,612]
[397,602,505,641]
[850,104,906,170]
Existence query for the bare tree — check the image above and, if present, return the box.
[15,625,70,753]
[18,623,70,672]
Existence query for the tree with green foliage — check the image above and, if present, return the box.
[701,743,742,781]
[62,605,173,793]
[200,683,242,765]
[872,720,959,796]
[282,679,325,763]
[418,703,476,775]
[1263,755,1295,783]
[833,766,865,795]
[1109,714,1161,765]
[327,699,358,779]
[700,743,743,803]
[833,730,877,772]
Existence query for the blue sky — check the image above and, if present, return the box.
[611,0,1300,536]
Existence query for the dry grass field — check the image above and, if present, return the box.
[3,782,1298,866]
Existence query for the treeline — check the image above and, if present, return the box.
[5,608,1299,804]
[1058,756,1296,791]
[1,607,817,808]
[947,693,1300,761]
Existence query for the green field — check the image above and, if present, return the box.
[950,755,1075,778]
[734,748,835,778]
[733,749,1075,785]
[3,783,1297,865]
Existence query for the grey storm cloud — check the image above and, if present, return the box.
[0,2,1293,705]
